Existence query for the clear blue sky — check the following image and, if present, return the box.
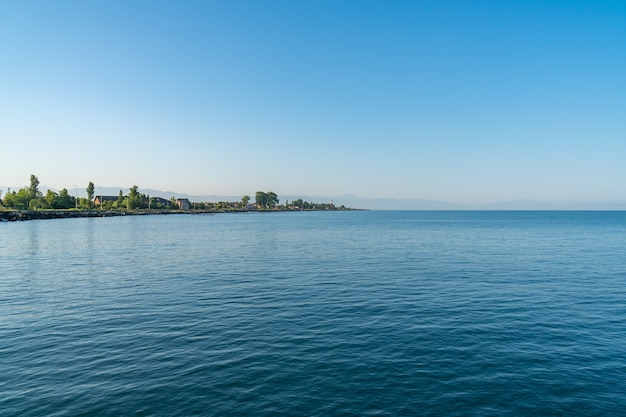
[2,0,625,205]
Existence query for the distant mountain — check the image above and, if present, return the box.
[2,185,624,210]
[0,184,63,197]
[476,199,626,211]
[280,195,626,210]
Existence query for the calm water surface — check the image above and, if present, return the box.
[2,211,626,416]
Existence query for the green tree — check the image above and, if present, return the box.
[77,197,90,209]
[4,188,31,209]
[255,191,267,208]
[2,175,46,209]
[86,182,95,208]
[57,189,75,209]
[113,190,123,208]
[3,191,17,208]
[45,190,58,208]
[241,195,250,208]
[128,185,139,209]
[29,198,42,210]
[266,191,278,209]
[135,193,149,209]
[29,174,41,199]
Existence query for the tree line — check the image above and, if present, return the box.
[1,175,348,211]
[0,175,172,211]
[252,192,344,210]
[1,175,75,210]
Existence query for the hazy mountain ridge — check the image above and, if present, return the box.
[2,186,624,210]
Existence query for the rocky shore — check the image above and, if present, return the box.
[0,209,187,222]
[0,207,358,222]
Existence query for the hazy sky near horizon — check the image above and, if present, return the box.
[2,0,625,204]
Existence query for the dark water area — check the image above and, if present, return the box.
[2,211,626,416]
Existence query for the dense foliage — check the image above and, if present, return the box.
[2,175,348,211]
[2,175,78,209]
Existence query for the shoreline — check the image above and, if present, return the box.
[0,208,359,222]
[0,209,186,222]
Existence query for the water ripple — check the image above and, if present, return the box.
[1,212,626,416]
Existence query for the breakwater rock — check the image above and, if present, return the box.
[0,210,183,222]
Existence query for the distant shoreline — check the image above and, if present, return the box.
[0,208,360,222]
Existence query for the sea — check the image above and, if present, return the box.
[1,210,625,416]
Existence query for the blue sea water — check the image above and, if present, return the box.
[1,210,626,416]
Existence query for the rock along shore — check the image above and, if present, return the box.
[0,207,362,222]
[0,209,191,222]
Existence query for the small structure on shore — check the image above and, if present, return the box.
[152,197,173,207]
[94,196,118,206]
[176,198,191,210]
